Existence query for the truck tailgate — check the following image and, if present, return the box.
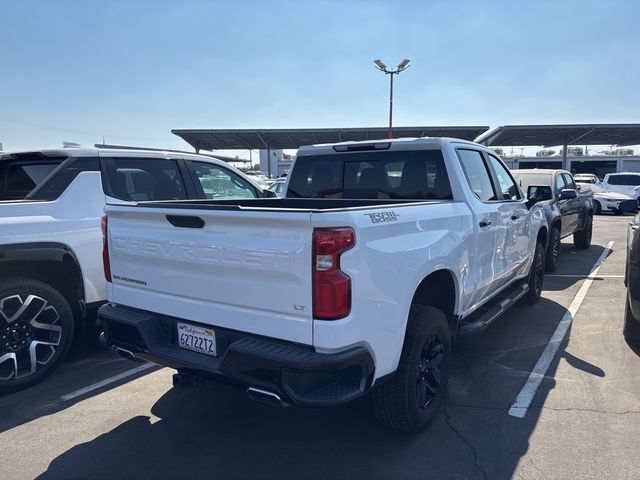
[105,205,314,344]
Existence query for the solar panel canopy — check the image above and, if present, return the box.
[477,124,640,147]
[172,126,489,151]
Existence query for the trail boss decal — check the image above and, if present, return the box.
[366,211,399,224]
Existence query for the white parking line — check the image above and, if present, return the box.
[508,241,615,418]
[546,274,624,278]
[59,363,156,402]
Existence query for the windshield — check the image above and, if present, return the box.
[511,172,553,193]
[287,149,452,200]
[581,183,606,193]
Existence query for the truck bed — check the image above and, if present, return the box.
[131,197,450,212]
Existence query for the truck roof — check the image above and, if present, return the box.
[296,136,482,156]
[512,169,570,175]
[0,147,220,162]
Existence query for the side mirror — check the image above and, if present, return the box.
[576,184,581,191]
[527,185,553,203]
[559,189,578,200]
[262,188,277,198]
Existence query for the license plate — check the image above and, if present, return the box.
[177,323,217,357]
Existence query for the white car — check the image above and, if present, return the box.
[267,178,286,197]
[574,173,600,184]
[244,170,272,188]
[602,172,640,203]
[99,137,549,432]
[0,147,267,392]
[577,182,637,215]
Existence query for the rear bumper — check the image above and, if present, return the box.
[97,303,375,406]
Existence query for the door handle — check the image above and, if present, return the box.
[511,215,520,221]
[479,218,492,228]
[166,215,205,228]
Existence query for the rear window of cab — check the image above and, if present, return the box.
[286,149,453,200]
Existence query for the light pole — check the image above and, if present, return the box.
[374,58,410,138]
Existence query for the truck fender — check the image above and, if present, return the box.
[0,242,86,317]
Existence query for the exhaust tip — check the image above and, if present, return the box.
[246,387,290,408]
[115,347,141,363]
[172,372,201,389]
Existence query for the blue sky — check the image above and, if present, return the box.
[2,0,639,157]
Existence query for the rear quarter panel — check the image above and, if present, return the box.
[0,172,106,303]
[312,201,473,378]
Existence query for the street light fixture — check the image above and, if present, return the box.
[373,58,410,138]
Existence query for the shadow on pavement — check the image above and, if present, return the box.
[543,243,609,292]
[561,351,605,377]
[0,325,158,434]
[37,297,585,480]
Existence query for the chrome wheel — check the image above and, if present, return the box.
[416,332,444,409]
[0,295,62,381]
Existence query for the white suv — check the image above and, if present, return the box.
[602,172,640,203]
[0,147,268,392]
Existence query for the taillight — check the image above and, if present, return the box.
[313,227,355,320]
[101,215,112,282]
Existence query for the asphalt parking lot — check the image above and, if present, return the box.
[1,215,639,480]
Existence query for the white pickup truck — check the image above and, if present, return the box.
[0,147,268,393]
[98,137,549,431]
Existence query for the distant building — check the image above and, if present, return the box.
[536,149,556,157]
[506,151,640,178]
[259,149,292,178]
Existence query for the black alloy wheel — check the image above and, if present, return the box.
[546,227,561,272]
[574,215,593,250]
[371,305,451,432]
[416,332,444,409]
[525,241,545,304]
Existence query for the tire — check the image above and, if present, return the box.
[524,241,545,304]
[0,277,74,394]
[545,227,561,272]
[594,201,602,215]
[371,305,451,432]
[623,292,640,345]
[573,214,593,250]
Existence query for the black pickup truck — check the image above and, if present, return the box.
[512,169,594,272]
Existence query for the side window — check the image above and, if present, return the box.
[191,162,257,199]
[28,157,99,201]
[562,173,576,190]
[103,157,187,201]
[486,154,521,200]
[606,175,621,185]
[555,174,567,196]
[457,149,496,201]
[0,161,62,200]
[621,174,640,186]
